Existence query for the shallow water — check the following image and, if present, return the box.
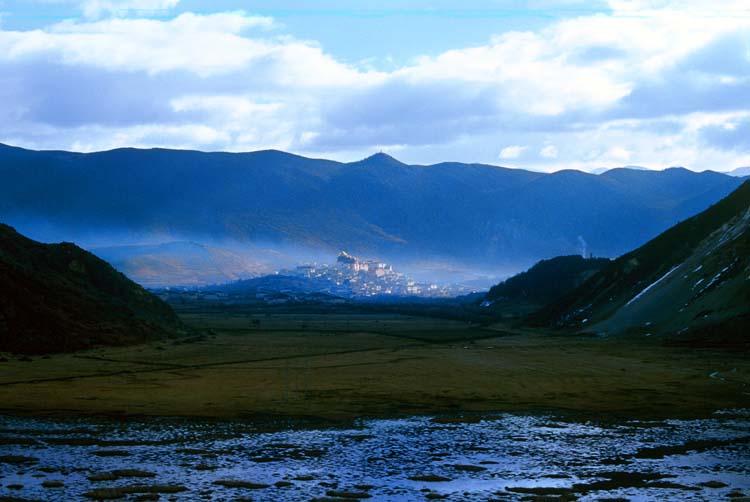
[1,411,749,501]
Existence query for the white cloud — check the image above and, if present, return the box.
[499,145,528,159]
[170,95,283,121]
[399,31,631,116]
[82,0,181,19]
[67,123,230,152]
[540,145,559,159]
[168,94,319,151]
[602,146,631,162]
[0,13,288,77]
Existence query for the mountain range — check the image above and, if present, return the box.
[1,143,747,285]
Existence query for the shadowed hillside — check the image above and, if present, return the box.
[484,255,611,316]
[531,181,750,347]
[0,224,185,354]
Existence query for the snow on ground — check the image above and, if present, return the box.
[698,259,739,295]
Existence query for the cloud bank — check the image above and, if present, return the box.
[0,0,748,171]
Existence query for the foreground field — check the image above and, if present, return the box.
[0,312,748,420]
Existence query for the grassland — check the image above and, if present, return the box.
[0,309,748,421]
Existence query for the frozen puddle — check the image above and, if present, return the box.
[1,411,749,501]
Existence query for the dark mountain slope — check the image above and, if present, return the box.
[531,181,750,346]
[0,224,185,354]
[0,143,746,281]
[484,255,610,315]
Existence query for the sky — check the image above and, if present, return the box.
[0,0,749,172]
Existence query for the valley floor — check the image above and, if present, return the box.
[0,311,748,421]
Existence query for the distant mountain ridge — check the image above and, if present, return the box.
[0,143,747,285]
[591,165,650,175]
[0,224,185,354]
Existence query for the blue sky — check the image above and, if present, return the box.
[0,0,749,171]
[2,1,610,63]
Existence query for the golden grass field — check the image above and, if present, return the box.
[1,311,748,421]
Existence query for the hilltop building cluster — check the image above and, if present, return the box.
[284,251,464,298]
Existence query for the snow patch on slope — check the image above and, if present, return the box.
[625,264,681,307]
